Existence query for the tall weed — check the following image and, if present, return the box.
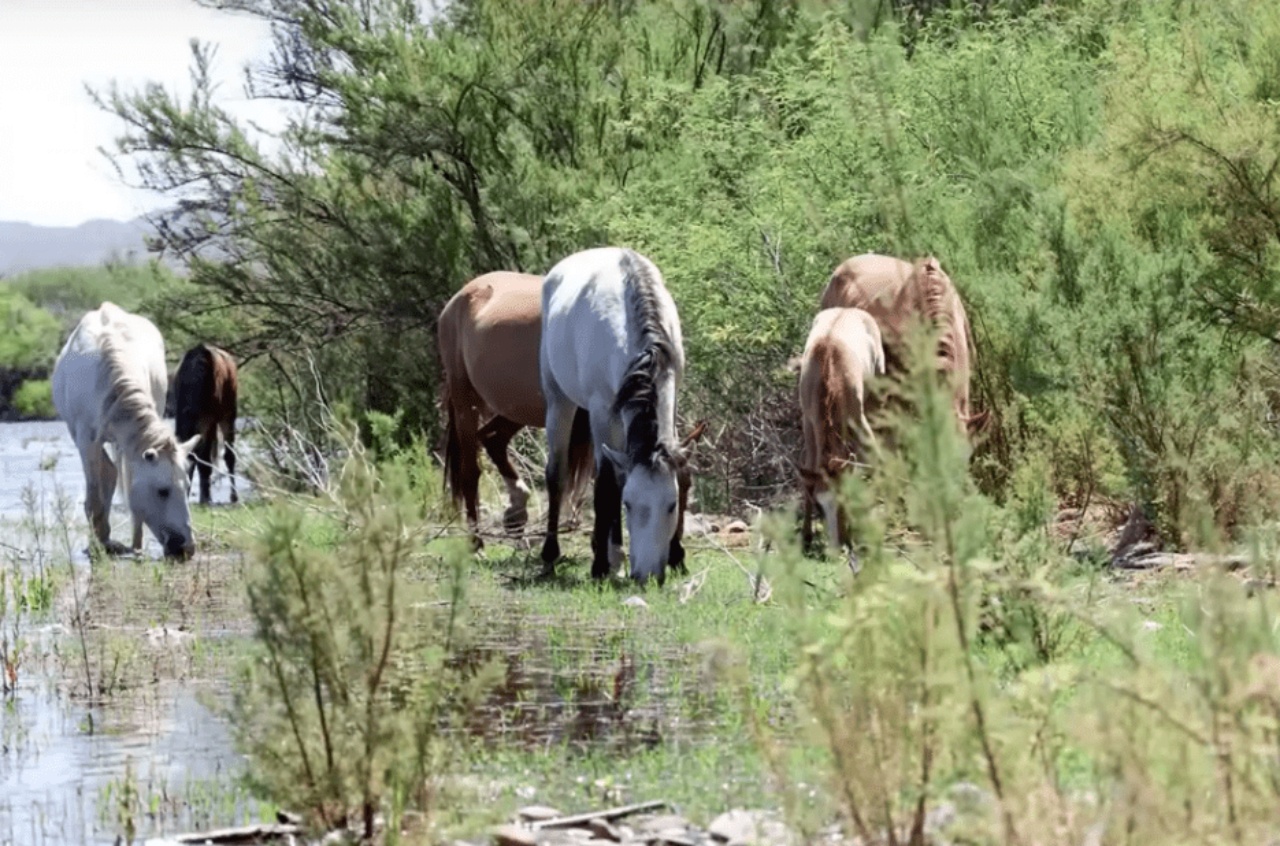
[231,423,495,837]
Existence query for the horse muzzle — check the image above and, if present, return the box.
[164,534,195,560]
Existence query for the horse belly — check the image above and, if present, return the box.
[467,318,545,428]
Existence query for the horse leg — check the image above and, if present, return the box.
[591,463,621,580]
[96,446,135,556]
[540,396,577,569]
[479,416,529,533]
[195,420,216,506]
[588,411,623,579]
[668,460,691,576]
[816,485,841,554]
[221,416,238,504]
[77,437,112,555]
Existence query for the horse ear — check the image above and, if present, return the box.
[143,448,158,463]
[679,419,708,450]
[179,434,202,455]
[600,443,631,479]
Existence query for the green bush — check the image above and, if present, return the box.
[12,379,54,419]
[97,0,1280,535]
[0,287,61,372]
[231,424,496,835]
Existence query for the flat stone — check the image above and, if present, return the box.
[650,833,697,846]
[708,810,790,845]
[636,815,692,834]
[724,520,749,534]
[683,513,717,537]
[622,596,649,609]
[588,819,623,842]
[518,806,564,823]
[494,824,538,846]
[554,830,593,841]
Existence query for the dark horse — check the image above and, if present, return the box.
[170,343,239,505]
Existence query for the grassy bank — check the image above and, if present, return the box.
[6,387,1280,846]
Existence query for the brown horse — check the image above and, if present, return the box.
[438,272,594,542]
[821,253,985,436]
[798,308,885,553]
[171,343,239,506]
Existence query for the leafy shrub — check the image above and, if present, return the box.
[231,425,496,836]
[12,379,54,419]
[0,287,61,372]
[97,0,1280,532]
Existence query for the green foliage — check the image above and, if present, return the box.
[755,338,1280,845]
[231,424,496,835]
[11,379,54,419]
[7,261,183,327]
[0,287,61,372]
[98,0,1280,535]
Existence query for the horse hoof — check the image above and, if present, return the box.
[540,537,560,565]
[230,493,239,505]
[470,534,485,553]
[100,539,132,557]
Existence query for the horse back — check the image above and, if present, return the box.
[53,303,167,435]
[799,308,882,472]
[541,247,683,410]
[174,343,236,440]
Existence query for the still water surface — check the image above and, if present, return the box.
[0,420,257,846]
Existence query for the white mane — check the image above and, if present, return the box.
[98,324,175,457]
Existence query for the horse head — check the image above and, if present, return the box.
[601,441,687,586]
[129,434,201,559]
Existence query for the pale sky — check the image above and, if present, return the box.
[0,1,282,226]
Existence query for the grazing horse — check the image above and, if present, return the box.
[821,253,985,436]
[52,302,200,559]
[437,271,593,542]
[172,343,239,506]
[798,308,885,553]
[540,247,689,585]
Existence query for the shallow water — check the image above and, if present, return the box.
[0,421,257,846]
[0,423,734,845]
[0,420,248,555]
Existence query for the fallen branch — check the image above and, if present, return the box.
[147,821,301,845]
[530,799,673,830]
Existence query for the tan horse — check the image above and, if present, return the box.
[438,272,593,542]
[798,308,885,553]
[821,253,985,435]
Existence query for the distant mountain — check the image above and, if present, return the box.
[0,218,156,276]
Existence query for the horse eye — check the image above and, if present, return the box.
[623,501,632,512]
[667,503,676,514]
[157,487,171,499]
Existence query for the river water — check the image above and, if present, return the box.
[0,420,258,846]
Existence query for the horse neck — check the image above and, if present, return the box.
[621,370,677,449]
[105,390,170,464]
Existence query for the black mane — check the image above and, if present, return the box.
[614,250,678,469]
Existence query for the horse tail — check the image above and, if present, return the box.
[565,407,593,503]
[438,292,465,509]
[442,401,466,510]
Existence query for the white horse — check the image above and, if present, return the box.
[539,247,688,585]
[52,302,200,559]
